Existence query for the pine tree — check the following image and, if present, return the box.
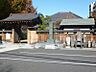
[9,0,36,13]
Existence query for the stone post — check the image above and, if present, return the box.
[47,22,54,43]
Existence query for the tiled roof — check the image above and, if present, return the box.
[51,12,82,21]
[60,18,95,25]
[2,13,38,21]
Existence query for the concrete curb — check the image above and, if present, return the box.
[59,48,96,51]
[0,47,19,53]
[0,44,34,53]
[0,43,96,53]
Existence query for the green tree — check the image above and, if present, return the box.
[38,14,51,30]
[0,0,11,19]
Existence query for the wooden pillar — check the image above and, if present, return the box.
[2,29,6,41]
[11,29,19,43]
[11,29,15,43]
[91,33,93,42]
[27,29,31,44]
[2,32,5,41]
[27,29,38,44]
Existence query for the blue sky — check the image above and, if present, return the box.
[33,0,96,18]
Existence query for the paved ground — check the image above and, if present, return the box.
[0,59,96,72]
[0,48,96,72]
[0,42,96,72]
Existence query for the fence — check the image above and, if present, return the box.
[27,29,96,48]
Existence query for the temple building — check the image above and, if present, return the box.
[59,18,96,47]
[27,18,96,48]
[0,0,41,43]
